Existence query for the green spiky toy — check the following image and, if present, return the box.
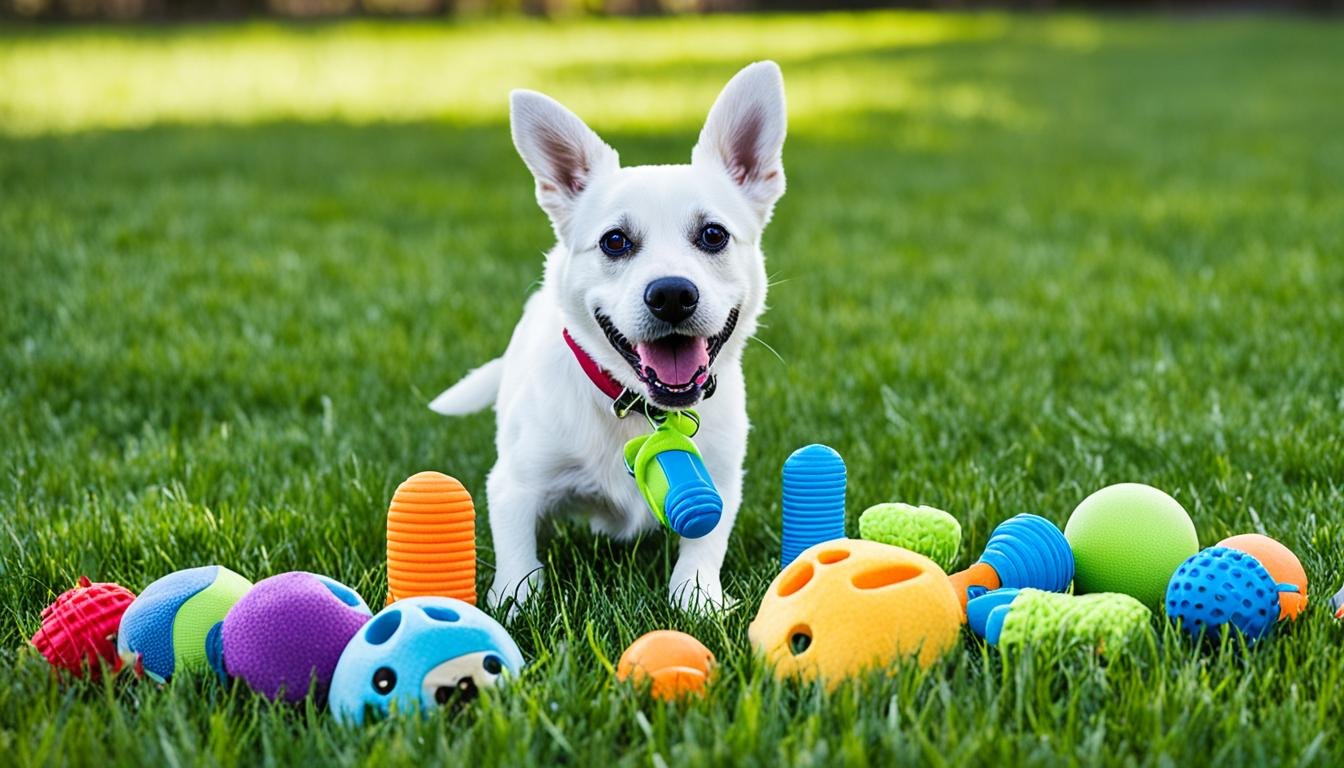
[857,503,961,571]
[967,588,1153,655]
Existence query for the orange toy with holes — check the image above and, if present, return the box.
[617,630,716,701]
[748,539,961,688]
[386,471,476,606]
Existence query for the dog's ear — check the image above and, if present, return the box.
[692,61,787,224]
[510,90,620,231]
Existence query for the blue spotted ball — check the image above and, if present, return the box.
[1165,546,1282,643]
[328,597,524,724]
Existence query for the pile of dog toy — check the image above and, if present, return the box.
[746,444,1312,688]
[26,446,1324,712]
[30,471,524,722]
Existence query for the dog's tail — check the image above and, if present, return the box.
[428,358,504,416]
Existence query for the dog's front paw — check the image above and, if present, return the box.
[669,574,736,614]
[487,568,544,621]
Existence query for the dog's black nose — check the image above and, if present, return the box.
[644,277,699,324]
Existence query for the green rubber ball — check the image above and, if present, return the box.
[1064,483,1198,607]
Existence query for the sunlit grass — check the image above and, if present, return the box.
[6,13,1331,140]
[1,13,1031,134]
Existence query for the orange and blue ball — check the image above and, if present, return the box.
[1165,546,1286,643]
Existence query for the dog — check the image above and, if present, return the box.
[429,61,787,614]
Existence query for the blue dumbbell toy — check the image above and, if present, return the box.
[328,596,525,724]
[948,514,1074,612]
[1166,546,1294,644]
[780,444,847,568]
[624,411,722,539]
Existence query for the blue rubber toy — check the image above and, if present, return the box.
[624,411,722,539]
[983,514,1075,591]
[658,450,722,538]
[1165,546,1292,644]
[780,444,847,568]
[966,588,1022,643]
[950,513,1075,605]
[328,597,524,724]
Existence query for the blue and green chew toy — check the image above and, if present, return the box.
[858,503,1150,655]
[624,410,722,539]
[860,505,1075,611]
[966,588,1152,652]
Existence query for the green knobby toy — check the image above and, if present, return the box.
[624,410,723,539]
[858,503,961,572]
[967,588,1153,655]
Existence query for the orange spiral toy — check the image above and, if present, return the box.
[386,471,477,606]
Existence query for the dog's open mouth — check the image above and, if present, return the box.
[595,308,739,408]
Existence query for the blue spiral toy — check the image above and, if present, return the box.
[1165,546,1288,643]
[980,514,1075,592]
[949,513,1074,608]
[659,451,722,538]
[780,444,847,568]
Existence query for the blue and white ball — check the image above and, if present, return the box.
[328,597,524,723]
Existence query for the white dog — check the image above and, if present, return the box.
[429,61,787,614]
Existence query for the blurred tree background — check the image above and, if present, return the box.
[4,0,1341,21]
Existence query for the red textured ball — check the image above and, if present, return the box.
[31,576,137,679]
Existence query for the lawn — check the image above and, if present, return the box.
[2,11,1344,767]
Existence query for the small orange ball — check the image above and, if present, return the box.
[616,630,715,701]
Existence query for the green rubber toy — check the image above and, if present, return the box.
[968,588,1153,655]
[857,503,961,571]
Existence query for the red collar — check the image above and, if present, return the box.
[562,328,627,401]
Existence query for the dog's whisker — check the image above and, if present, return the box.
[749,334,786,365]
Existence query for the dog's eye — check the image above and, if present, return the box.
[697,224,729,253]
[599,229,634,257]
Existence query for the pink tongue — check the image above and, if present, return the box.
[635,337,710,386]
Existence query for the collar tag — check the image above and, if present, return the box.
[611,389,647,419]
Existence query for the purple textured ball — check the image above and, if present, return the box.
[221,572,371,703]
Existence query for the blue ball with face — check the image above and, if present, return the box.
[328,597,524,724]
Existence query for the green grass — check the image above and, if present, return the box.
[3,11,1344,767]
